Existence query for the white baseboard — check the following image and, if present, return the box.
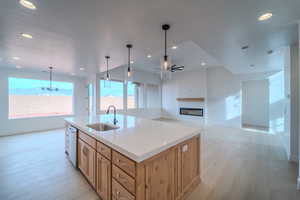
[297,177,300,190]
[0,127,64,137]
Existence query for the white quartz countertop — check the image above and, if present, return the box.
[65,114,201,162]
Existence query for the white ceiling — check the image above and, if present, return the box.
[0,0,299,76]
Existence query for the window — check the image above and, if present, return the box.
[100,80,124,110]
[9,77,74,119]
[127,82,143,109]
[88,84,93,115]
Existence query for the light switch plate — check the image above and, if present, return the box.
[182,144,188,152]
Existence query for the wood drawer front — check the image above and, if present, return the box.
[112,165,135,194]
[112,179,135,200]
[97,142,112,160]
[79,131,96,149]
[112,151,136,178]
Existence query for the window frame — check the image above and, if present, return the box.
[127,81,141,110]
[99,78,125,112]
[8,77,75,120]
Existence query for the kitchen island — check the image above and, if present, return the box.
[65,114,201,200]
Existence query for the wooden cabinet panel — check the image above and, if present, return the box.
[96,153,111,200]
[179,136,200,194]
[112,151,136,178]
[97,141,112,160]
[79,131,96,149]
[145,150,175,200]
[112,165,135,195]
[78,139,96,187]
[112,179,135,200]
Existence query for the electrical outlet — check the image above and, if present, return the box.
[182,144,188,152]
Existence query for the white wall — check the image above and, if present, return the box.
[207,67,279,128]
[290,43,300,163]
[0,68,87,136]
[283,47,292,160]
[298,22,300,190]
[161,69,207,125]
[242,79,269,128]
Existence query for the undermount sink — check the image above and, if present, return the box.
[86,123,119,131]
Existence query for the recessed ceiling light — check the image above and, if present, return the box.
[79,67,85,71]
[71,73,75,76]
[12,56,20,60]
[130,61,134,64]
[258,12,273,21]
[19,0,36,10]
[21,33,33,39]
[201,62,206,66]
[172,46,177,49]
[16,65,22,69]
[147,54,152,58]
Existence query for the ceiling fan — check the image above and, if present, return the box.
[170,64,184,72]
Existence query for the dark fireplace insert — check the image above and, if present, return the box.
[179,108,204,117]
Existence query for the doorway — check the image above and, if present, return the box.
[241,79,270,132]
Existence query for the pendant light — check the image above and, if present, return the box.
[41,67,59,91]
[126,44,133,78]
[104,56,111,88]
[161,24,172,80]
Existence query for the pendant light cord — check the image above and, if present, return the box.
[105,56,110,79]
[164,29,167,57]
[126,44,132,74]
[128,46,130,72]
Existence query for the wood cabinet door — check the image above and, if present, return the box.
[96,153,111,200]
[145,150,175,200]
[78,139,85,174]
[78,139,96,187]
[180,137,200,193]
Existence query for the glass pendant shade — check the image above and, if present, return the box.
[125,44,133,84]
[160,56,172,80]
[161,56,172,71]
[128,69,133,79]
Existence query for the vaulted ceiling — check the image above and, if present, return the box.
[0,0,299,76]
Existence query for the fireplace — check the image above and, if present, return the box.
[179,108,204,117]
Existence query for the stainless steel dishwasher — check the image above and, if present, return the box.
[66,125,78,168]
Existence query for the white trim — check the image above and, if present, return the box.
[0,127,64,137]
[297,177,300,190]
[289,154,299,163]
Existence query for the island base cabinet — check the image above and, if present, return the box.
[78,139,96,187]
[137,136,200,200]
[96,153,111,200]
[176,136,200,199]
[75,128,200,200]
[144,150,175,200]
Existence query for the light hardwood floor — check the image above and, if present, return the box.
[0,126,299,200]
